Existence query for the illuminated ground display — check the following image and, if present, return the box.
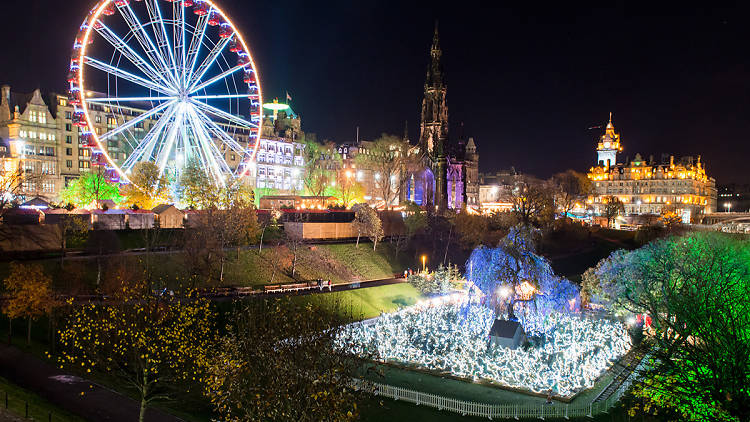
[342,297,631,398]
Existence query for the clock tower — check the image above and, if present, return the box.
[596,112,621,168]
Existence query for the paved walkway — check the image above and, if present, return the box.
[0,345,182,422]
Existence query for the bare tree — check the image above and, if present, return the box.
[510,176,555,227]
[603,195,625,227]
[551,170,591,218]
[355,134,409,209]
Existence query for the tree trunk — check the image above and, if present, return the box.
[219,257,225,283]
[139,397,147,422]
[356,233,360,247]
[26,317,31,346]
[60,234,66,267]
[373,238,377,251]
[7,318,11,345]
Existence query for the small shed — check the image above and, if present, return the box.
[42,208,92,228]
[488,319,527,350]
[91,209,126,230]
[152,204,185,228]
[2,208,42,225]
[125,209,155,229]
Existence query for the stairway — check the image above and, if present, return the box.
[593,344,648,403]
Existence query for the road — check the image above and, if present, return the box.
[0,345,183,422]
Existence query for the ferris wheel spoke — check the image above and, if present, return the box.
[187,107,230,185]
[97,100,175,141]
[155,106,185,175]
[191,93,254,100]
[191,106,249,155]
[93,20,174,89]
[189,64,248,94]
[175,2,187,88]
[84,56,175,96]
[86,96,177,103]
[187,36,232,90]
[116,3,179,89]
[144,0,179,86]
[184,13,209,87]
[190,99,258,129]
[121,104,178,173]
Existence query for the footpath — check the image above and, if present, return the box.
[0,345,182,422]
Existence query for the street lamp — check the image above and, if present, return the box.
[724,202,732,213]
[421,255,427,273]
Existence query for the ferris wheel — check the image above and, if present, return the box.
[68,0,262,187]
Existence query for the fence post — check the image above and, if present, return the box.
[515,403,518,420]
[588,403,593,418]
[565,404,569,419]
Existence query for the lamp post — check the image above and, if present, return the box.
[421,254,427,273]
[724,202,732,213]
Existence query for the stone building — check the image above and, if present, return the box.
[587,115,717,222]
[252,107,306,194]
[404,25,479,212]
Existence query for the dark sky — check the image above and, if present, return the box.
[2,0,749,184]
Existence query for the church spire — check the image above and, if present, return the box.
[432,20,440,52]
[420,22,449,155]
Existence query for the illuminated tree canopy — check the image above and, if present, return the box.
[465,227,579,313]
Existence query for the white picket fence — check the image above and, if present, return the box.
[352,355,647,420]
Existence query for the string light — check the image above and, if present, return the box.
[340,297,631,398]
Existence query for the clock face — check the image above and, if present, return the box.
[604,142,610,148]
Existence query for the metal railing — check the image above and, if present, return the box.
[352,353,648,420]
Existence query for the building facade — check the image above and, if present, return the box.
[587,115,717,222]
[252,109,306,195]
[404,25,479,211]
[0,84,286,203]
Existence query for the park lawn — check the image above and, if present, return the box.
[318,243,410,281]
[296,283,422,321]
[0,374,86,422]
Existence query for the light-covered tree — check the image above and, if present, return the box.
[407,264,460,294]
[465,227,579,315]
[2,263,56,345]
[352,203,383,250]
[57,282,215,422]
[120,162,172,210]
[59,168,121,208]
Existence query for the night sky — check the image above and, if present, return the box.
[2,0,749,184]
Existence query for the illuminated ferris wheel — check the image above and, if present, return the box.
[68,0,262,187]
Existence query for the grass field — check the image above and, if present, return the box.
[296,283,422,321]
[0,242,413,292]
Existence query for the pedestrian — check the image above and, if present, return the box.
[328,279,332,291]
[546,389,553,404]
[403,270,408,279]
